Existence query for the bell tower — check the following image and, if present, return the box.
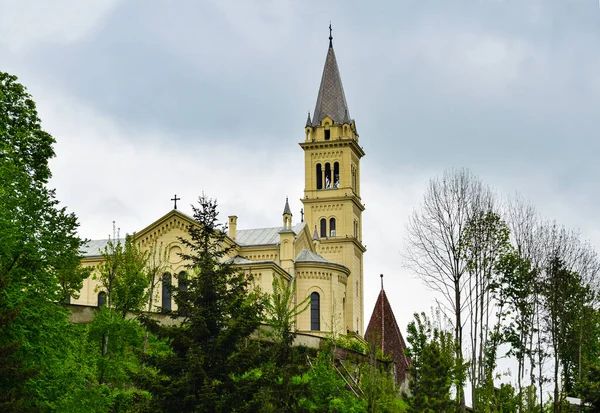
[300,28,366,335]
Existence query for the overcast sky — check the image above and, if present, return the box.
[2,0,600,386]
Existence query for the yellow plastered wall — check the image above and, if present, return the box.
[300,120,366,335]
[295,264,349,337]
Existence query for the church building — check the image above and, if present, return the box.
[76,31,370,339]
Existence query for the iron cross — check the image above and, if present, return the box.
[171,194,180,210]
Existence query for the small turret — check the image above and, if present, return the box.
[279,197,295,272]
[312,225,320,252]
[282,197,292,229]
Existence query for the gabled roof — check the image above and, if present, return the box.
[82,238,125,258]
[311,40,351,127]
[365,281,410,383]
[236,222,306,247]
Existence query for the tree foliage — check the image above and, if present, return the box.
[405,312,458,413]
[135,194,265,412]
[1,71,88,411]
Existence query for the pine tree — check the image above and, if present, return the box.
[135,194,265,412]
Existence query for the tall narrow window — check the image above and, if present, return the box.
[178,271,188,292]
[324,163,331,188]
[329,218,336,237]
[98,292,107,308]
[162,273,172,311]
[311,292,320,331]
[316,163,323,189]
[334,162,340,188]
[324,129,330,140]
[320,218,327,238]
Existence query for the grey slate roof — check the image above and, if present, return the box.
[295,248,349,271]
[236,222,306,246]
[82,222,307,257]
[82,238,124,257]
[311,42,351,127]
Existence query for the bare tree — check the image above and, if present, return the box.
[404,168,489,412]
[506,195,543,412]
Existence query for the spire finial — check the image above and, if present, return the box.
[380,273,384,290]
[329,22,333,48]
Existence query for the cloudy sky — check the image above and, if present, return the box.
[2,0,600,380]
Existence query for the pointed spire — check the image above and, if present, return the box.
[365,281,411,384]
[313,226,320,240]
[311,26,350,127]
[306,111,312,127]
[283,197,292,216]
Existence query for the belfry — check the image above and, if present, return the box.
[301,28,366,334]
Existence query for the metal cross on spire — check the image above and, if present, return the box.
[329,22,333,47]
[171,194,180,210]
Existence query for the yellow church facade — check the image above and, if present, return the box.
[74,32,366,337]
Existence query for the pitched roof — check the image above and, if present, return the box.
[365,281,411,383]
[82,238,125,258]
[236,222,306,246]
[311,40,351,127]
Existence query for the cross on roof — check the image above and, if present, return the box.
[171,194,180,210]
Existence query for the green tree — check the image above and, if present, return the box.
[494,250,537,411]
[405,312,458,413]
[261,276,310,408]
[135,194,265,412]
[541,256,591,412]
[96,234,149,318]
[1,71,88,411]
[299,351,367,412]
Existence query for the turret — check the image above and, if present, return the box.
[279,198,294,272]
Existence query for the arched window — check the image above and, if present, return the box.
[97,291,107,308]
[320,218,327,238]
[334,162,340,188]
[178,271,188,292]
[324,163,331,188]
[162,273,172,311]
[329,218,336,237]
[311,292,320,331]
[316,163,323,189]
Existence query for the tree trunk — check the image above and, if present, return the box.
[456,279,466,413]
